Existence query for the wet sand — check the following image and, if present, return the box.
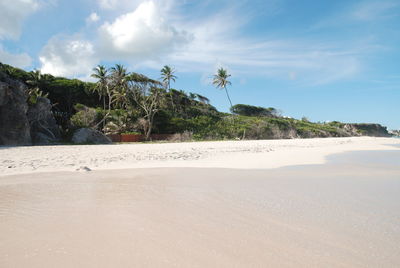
[0,149,399,267]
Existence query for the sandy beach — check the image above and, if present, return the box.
[1,137,400,267]
[1,137,398,175]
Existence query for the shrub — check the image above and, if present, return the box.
[167,131,193,142]
[70,104,102,128]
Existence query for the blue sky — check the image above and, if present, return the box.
[0,0,399,129]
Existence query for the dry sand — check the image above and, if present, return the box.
[0,137,399,267]
[1,137,399,175]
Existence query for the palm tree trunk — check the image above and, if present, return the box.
[168,82,175,113]
[108,91,112,114]
[224,86,233,111]
[103,96,106,132]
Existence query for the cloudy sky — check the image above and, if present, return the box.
[0,0,399,129]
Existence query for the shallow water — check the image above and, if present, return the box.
[0,150,399,267]
[327,149,400,167]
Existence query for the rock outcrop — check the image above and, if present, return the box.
[0,71,61,146]
[72,128,112,144]
[346,123,391,137]
[241,121,391,140]
[0,75,31,145]
[27,97,61,144]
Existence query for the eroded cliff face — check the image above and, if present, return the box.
[346,124,391,137]
[296,123,390,139]
[27,97,61,144]
[243,122,391,140]
[0,72,61,146]
[0,75,31,145]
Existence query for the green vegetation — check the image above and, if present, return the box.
[0,62,390,142]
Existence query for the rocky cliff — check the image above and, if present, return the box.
[27,97,61,144]
[0,71,60,146]
[0,74,31,145]
[240,119,391,140]
[293,123,391,139]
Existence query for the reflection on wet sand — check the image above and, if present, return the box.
[0,150,399,267]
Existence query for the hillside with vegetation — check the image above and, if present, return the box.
[0,62,391,145]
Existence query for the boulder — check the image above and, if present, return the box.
[72,128,112,144]
[27,97,61,145]
[0,78,31,146]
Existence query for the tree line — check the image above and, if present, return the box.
[88,64,235,140]
[5,62,340,141]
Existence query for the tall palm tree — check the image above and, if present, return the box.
[213,68,233,110]
[110,64,129,109]
[91,65,110,130]
[160,65,177,111]
[160,65,177,90]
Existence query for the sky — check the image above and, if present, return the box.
[0,0,399,129]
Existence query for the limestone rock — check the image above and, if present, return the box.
[27,97,61,145]
[0,77,31,146]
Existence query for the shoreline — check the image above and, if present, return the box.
[1,137,399,177]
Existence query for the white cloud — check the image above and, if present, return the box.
[86,12,100,23]
[0,0,41,40]
[0,45,32,68]
[161,9,364,85]
[98,1,190,60]
[39,35,97,77]
[36,0,368,84]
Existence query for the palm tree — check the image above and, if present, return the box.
[91,65,110,130]
[110,64,129,109]
[26,69,43,89]
[160,65,177,90]
[213,68,233,110]
[160,65,177,111]
[91,65,109,107]
[26,69,53,91]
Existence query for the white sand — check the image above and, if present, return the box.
[1,137,399,176]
